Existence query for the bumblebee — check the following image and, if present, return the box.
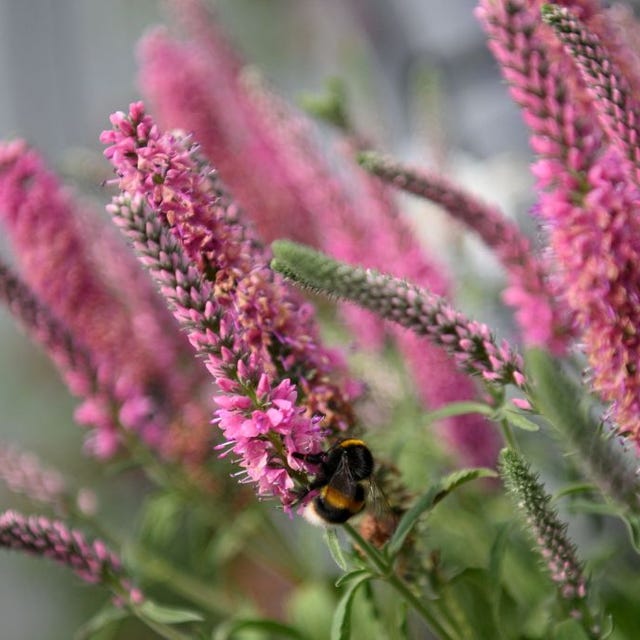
[294,438,374,525]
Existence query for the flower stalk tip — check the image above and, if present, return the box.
[272,240,526,390]
[356,150,571,352]
[0,510,141,603]
[499,449,599,636]
[541,3,640,183]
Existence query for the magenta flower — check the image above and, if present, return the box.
[476,0,602,177]
[478,0,640,446]
[0,141,199,458]
[137,2,500,465]
[0,510,141,603]
[0,442,65,509]
[538,148,640,443]
[272,240,527,391]
[137,26,320,246]
[0,441,96,517]
[0,260,123,456]
[543,4,640,185]
[101,103,358,505]
[500,449,597,632]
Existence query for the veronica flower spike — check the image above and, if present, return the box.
[272,240,527,392]
[101,103,358,507]
[500,449,600,637]
[0,510,142,604]
[542,4,640,185]
[358,151,571,353]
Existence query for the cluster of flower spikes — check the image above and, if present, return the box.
[136,0,502,466]
[0,139,213,463]
[477,0,640,447]
[101,102,359,506]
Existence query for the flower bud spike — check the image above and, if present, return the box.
[272,240,526,391]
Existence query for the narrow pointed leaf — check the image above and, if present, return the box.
[388,467,497,556]
[213,618,307,640]
[330,573,372,640]
[138,600,204,625]
[74,604,129,640]
[324,527,349,572]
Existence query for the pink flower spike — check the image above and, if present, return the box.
[103,104,359,504]
[0,510,140,603]
[0,140,209,459]
[137,0,500,465]
[542,4,640,186]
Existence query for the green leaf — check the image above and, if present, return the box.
[622,513,640,553]
[423,401,495,423]
[286,583,334,640]
[488,524,509,588]
[74,604,129,640]
[138,600,204,625]
[488,525,511,639]
[335,569,371,589]
[138,493,184,546]
[566,500,622,517]
[331,573,372,640]
[551,483,599,501]
[501,407,540,432]
[446,568,503,639]
[552,618,590,640]
[388,467,497,557]
[213,619,307,640]
[324,527,349,572]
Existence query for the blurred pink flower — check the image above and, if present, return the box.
[138,1,500,466]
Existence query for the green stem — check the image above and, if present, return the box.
[131,545,231,616]
[500,419,518,450]
[71,506,230,616]
[342,524,457,640]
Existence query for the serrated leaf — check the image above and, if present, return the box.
[388,467,497,557]
[138,600,204,625]
[212,618,307,640]
[74,604,129,640]
[331,573,372,640]
[324,527,349,571]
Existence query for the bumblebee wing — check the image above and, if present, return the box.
[326,454,358,496]
[367,478,398,524]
